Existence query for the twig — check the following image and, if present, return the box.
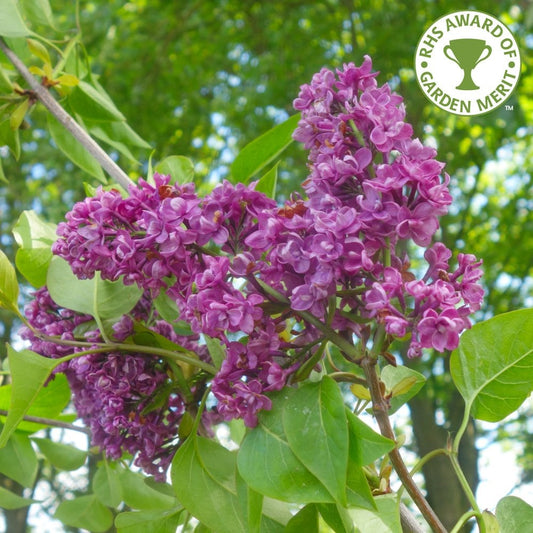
[36,335,219,375]
[252,277,362,359]
[0,409,90,435]
[400,502,426,533]
[360,356,448,533]
[0,37,134,191]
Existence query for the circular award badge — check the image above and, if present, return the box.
[415,10,521,116]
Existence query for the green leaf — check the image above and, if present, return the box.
[20,0,55,28]
[348,494,402,533]
[114,508,183,533]
[47,113,106,182]
[93,460,123,507]
[317,504,355,533]
[285,504,319,533]
[237,390,334,504]
[0,432,38,487]
[342,409,390,510]
[380,365,426,414]
[0,158,8,184]
[235,471,263,533]
[496,496,533,533]
[86,120,151,164]
[69,80,126,122]
[32,438,87,471]
[13,210,57,287]
[0,248,19,314]
[155,155,194,185]
[26,38,51,65]
[450,309,533,422]
[231,113,300,183]
[254,163,278,199]
[262,498,292,529]
[282,376,349,505]
[0,373,71,433]
[228,418,246,446]
[205,336,225,370]
[0,485,37,509]
[143,477,176,498]
[0,0,30,37]
[345,459,375,510]
[9,98,29,130]
[172,436,247,533]
[0,64,14,92]
[47,255,142,322]
[0,117,21,159]
[129,323,198,361]
[345,409,394,466]
[246,487,263,533]
[119,469,177,511]
[88,123,138,163]
[83,180,127,198]
[0,346,59,447]
[482,510,500,533]
[94,119,152,149]
[234,473,291,532]
[54,494,114,532]
[153,291,194,336]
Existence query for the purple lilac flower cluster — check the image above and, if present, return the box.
[20,290,206,479]
[242,55,483,357]
[28,56,484,472]
[51,176,294,428]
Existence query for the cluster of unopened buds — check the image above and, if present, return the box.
[22,55,483,478]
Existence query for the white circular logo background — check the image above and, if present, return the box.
[415,10,521,116]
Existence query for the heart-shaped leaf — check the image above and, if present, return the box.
[282,376,349,506]
[0,248,19,314]
[47,255,142,323]
[172,436,247,533]
[33,438,87,471]
[155,156,194,185]
[0,431,38,487]
[0,373,71,433]
[13,210,57,287]
[114,508,183,533]
[54,494,114,532]
[450,308,533,422]
[0,486,37,509]
[237,390,334,504]
[348,494,401,533]
[0,0,30,37]
[0,346,59,447]
[496,496,533,533]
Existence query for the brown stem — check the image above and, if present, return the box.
[400,502,426,533]
[0,38,134,191]
[0,409,90,435]
[360,356,448,533]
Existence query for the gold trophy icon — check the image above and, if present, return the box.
[443,39,492,90]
